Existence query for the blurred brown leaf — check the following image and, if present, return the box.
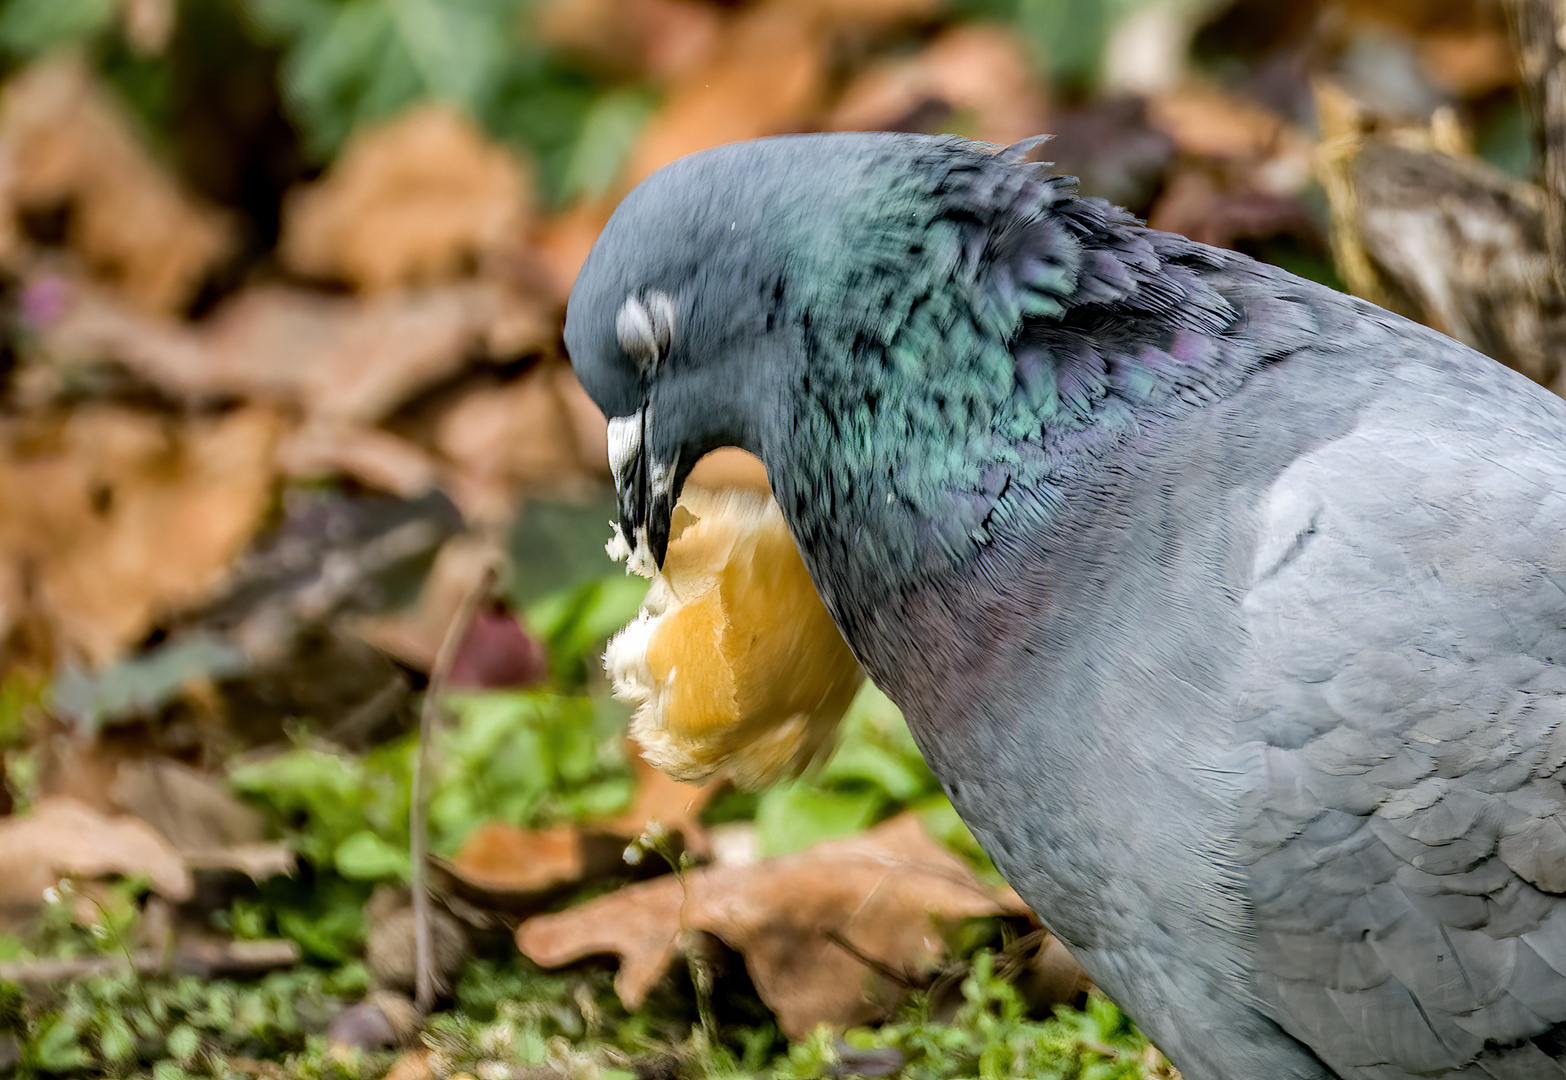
[275,422,443,498]
[111,757,265,850]
[799,0,936,27]
[517,814,1028,1037]
[1148,165,1317,249]
[355,533,499,672]
[0,795,192,909]
[0,405,280,666]
[1340,0,1504,38]
[626,1,827,184]
[1146,84,1298,162]
[828,23,1048,146]
[328,990,424,1051]
[109,758,295,881]
[121,0,175,56]
[531,198,615,304]
[0,56,233,312]
[281,105,531,293]
[436,362,604,521]
[534,0,724,80]
[1417,30,1518,96]
[380,1050,434,1080]
[609,750,715,859]
[444,823,633,908]
[29,275,551,426]
[201,283,546,424]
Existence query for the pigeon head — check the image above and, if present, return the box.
[565,131,1057,573]
[564,135,834,570]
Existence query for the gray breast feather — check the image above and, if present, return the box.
[1237,375,1566,1079]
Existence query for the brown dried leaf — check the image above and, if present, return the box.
[1147,165,1316,250]
[554,367,612,477]
[519,872,685,1008]
[121,0,176,55]
[30,276,549,425]
[276,422,443,498]
[517,814,1027,1037]
[0,795,192,908]
[625,1,827,185]
[435,362,601,521]
[0,405,280,665]
[798,0,936,27]
[1146,84,1295,162]
[108,758,296,881]
[534,0,723,80]
[110,757,265,852]
[1417,30,1518,97]
[355,534,501,672]
[827,24,1048,146]
[1340,0,1502,38]
[281,105,530,293]
[444,823,633,906]
[381,1050,434,1080]
[201,283,542,423]
[328,991,423,1050]
[0,56,233,312]
[531,198,615,304]
[609,750,715,859]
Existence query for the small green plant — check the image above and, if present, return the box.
[781,951,1161,1080]
[8,966,381,1078]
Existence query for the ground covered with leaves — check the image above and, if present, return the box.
[0,0,1553,1076]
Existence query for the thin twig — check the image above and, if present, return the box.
[823,928,919,989]
[411,561,496,1014]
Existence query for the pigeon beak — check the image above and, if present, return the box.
[608,409,676,572]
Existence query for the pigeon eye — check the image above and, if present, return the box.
[616,290,676,370]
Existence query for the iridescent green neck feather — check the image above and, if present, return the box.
[761,142,1269,601]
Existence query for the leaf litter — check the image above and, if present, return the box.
[517,813,1035,1038]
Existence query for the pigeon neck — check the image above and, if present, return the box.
[763,216,1305,625]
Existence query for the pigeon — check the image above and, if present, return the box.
[563,131,1566,1080]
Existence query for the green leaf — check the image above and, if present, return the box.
[97,1012,135,1063]
[166,1022,201,1062]
[52,635,248,734]
[29,1013,90,1072]
[334,829,411,881]
[527,575,649,676]
[0,0,116,57]
[560,88,658,200]
[755,783,885,857]
[1012,0,1156,87]
[246,0,527,161]
[507,496,621,607]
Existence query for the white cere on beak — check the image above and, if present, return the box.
[607,413,642,480]
[615,290,675,371]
